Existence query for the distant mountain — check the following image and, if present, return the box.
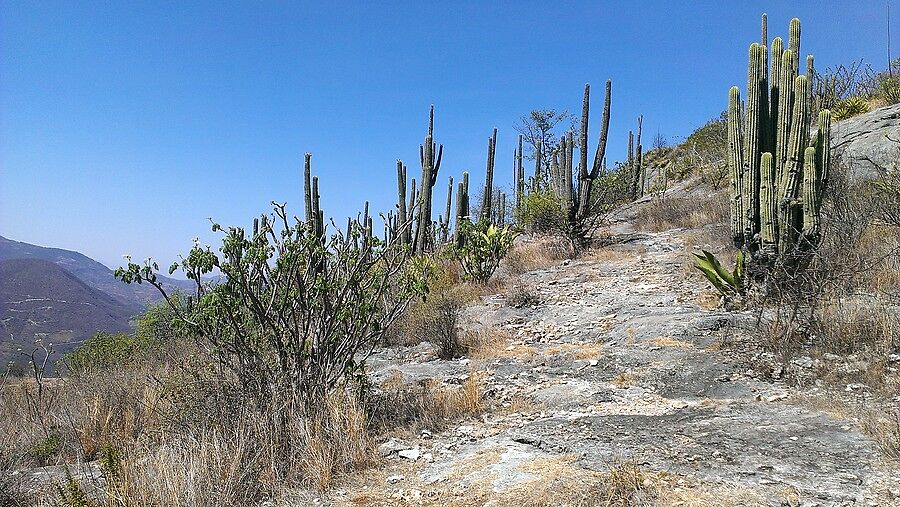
[0,235,195,308]
[0,258,140,367]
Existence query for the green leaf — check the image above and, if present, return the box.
[701,250,736,288]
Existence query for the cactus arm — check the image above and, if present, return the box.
[589,80,612,179]
[815,110,831,195]
[788,18,801,76]
[304,153,313,228]
[775,50,795,199]
[759,152,777,253]
[761,13,767,45]
[727,87,746,248]
[742,43,763,246]
[801,146,820,245]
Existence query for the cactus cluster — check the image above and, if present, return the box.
[728,15,831,269]
[543,81,612,245]
[303,153,324,239]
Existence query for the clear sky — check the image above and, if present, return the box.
[1,1,894,270]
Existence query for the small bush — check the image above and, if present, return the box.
[506,284,541,308]
[454,221,518,282]
[369,372,482,431]
[29,431,62,465]
[515,190,566,233]
[60,332,153,374]
[385,258,480,349]
[879,75,900,105]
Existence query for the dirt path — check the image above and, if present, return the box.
[323,217,900,506]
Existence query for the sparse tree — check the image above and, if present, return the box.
[514,110,573,183]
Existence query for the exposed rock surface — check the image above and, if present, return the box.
[831,103,900,178]
[332,207,900,506]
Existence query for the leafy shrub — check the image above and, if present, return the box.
[29,431,62,465]
[515,189,566,232]
[60,332,153,374]
[879,75,900,105]
[832,96,870,120]
[56,467,94,507]
[116,203,425,412]
[453,221,518,282]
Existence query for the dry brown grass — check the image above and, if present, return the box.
[464,328,523,360]
[544,342,604,360]
[369,371,483,433]
[611,372,637,389]
[861,409,900,463]
[505,284,542,308]
[502,236,572,276]
[504,456,649,507]
[632,190,729,233]
[649,336,693,348]
[344,453,767,507]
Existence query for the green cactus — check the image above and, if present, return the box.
[414,105,444,255]
[726,14,831,274]
[480,128,497,223]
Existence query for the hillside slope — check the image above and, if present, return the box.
[0,235,194,308]
[0,258,139,364]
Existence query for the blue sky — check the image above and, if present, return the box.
[1,1,894,270]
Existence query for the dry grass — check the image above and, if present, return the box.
[344,453,768,507]
[632,190,729,233]
[649,336,693,349]
[611,372,638,389]
[505,456,649,507]
[464,328,523,360]
[861,409,900,463]
[544,342,604,360]
[505,284,542,308]
[3,352,485,505]
[369,371,483,433]
[502,236,572,276]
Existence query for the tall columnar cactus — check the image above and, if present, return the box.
[727,15,831,271]
[628,115,644,200]
[440,176,454,243]
[454,172,470,246]
[302,153,325,252]
[414,106,444,255]
[515,135,525,209]
[480,128,497,222]
[396,160,410,246]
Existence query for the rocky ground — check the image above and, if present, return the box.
[310,194,900,506]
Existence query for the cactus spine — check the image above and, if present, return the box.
[727,15,830,269]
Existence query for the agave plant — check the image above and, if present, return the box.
[831,96,870,121]
[694,250,745,299]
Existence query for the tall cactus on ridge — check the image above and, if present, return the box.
[414,106,444,255]
[727,14,831,273]
[480,128,497,223]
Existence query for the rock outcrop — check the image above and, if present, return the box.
[831,103,900,178]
